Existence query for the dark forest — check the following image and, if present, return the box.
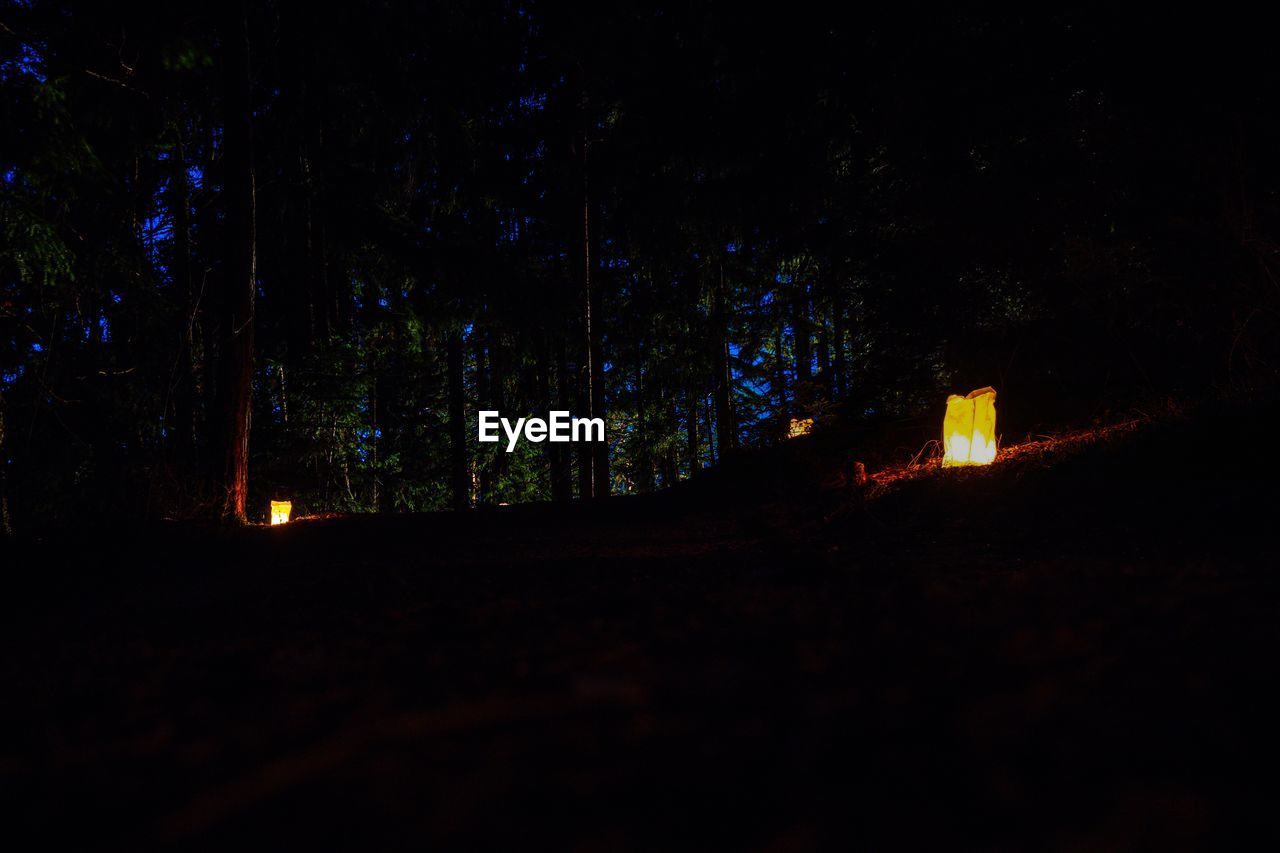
[5,4,1277,527]
[3,3,1280,848]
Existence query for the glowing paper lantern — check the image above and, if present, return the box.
[270,500,292,525]
[788,417,814,438]
[942,387,998,466]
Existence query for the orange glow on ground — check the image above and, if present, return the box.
[868,419,1144,494]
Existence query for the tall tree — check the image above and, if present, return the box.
[211,1,256,523]
[446,329,469,511]
[0,391,10,537]
[167,125,196,471]
[711,258,735,454]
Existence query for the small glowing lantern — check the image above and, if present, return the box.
[270,500,292,525]
[788,417,814,438]
[942,387,998,466]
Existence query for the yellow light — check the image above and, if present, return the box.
[788,417,814,438]
[270,500,292,525]
[942,387,998,466]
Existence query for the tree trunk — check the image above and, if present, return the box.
[282,3,322,357]
[0,392,11,537]
[550,334,572,502]
[580,127,609,499]
[705,399,718,465]
[661,384,678,487]
[712,260,735,454]
[633,349,651,491]
[685,389,699,477]
[816,315,831,394]
[213,2,256,525]
[169,128,197,472]
[490,330,509,498]
[590,308,609,498]
[375,365,392,512]
[576,343,593,500]
[541,338,569,503]
[198,122,220,429]
[832,301,847,400]
[475,335,492,504]
[446,330,469,511]
[774,325,787,415]
[794,281,812,384]
[576,163,593,499]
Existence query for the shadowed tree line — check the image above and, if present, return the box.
[2,3,1278,529]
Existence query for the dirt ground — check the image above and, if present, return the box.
[3,399,1278,849]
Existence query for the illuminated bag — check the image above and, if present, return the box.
[942,387,997,466]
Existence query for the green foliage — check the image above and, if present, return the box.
[1,195,74,287]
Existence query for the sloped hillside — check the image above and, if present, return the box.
[2,397,1276,849]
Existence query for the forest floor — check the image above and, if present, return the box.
[3,397,1278,850]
